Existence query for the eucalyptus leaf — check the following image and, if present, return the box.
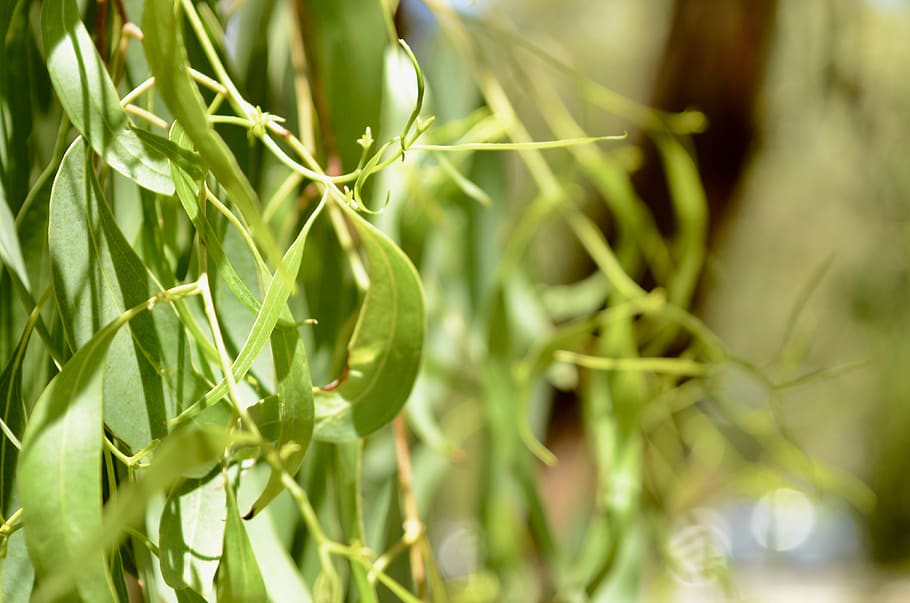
[244,323,314,518]
[174,198,326,424]
[216,479,267,603]
[0,183,30,292]
[50,138,205,451]
[0,333,26,515]
[41,0,175,194]
[169,125,265,321]
[142,0,280,264]
[299,0,388,170]
[0,0,33,211]
[0,529,33,603]
[34,425,249,602]
[159,471,226,593]
[18,309,127,603]
[314,206,426,441]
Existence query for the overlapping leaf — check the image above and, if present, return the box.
[314,206,426,441]
[41,0,175,195]
[50,139,204,451]
[159,472,226,593]
[18,311,126,603]
[216,480,267,603]
[142,0,279,263]
[34,424,250,602]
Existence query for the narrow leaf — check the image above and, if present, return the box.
[159,471,226,593]
[0,336,26,514]
[142,0,280,264]
[244,323,314,518]
[18,312,126,603]
[0,183,30,291]
[41,0,175,194]
[169,124,266,319]
[314,206,426,441]
[173,197,326,424]
[50,138,205,451]
[33,425,249,602]
[216,480,267,603]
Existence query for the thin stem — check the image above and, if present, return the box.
[204,185,269,276]
[124,104,169,129]
[119,77,156,106]
[393,415,427,599]
[17,115,71,228]
[410,133,627,152]
[554,350,709,377]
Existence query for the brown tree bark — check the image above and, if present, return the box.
[634,0,778,242]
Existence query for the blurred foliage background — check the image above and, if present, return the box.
[394,0,910,599]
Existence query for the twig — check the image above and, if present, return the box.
[393,414,427,599]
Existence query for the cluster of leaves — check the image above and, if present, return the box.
[0,0,873,602]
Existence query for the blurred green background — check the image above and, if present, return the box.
[396,0,910,600]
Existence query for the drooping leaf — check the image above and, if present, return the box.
[142,0,280,264]
[244,323,314,518]
[0,328,28,515]
[237,463,313,602]
[0,182,30,292]
[216,479,267,603]
[173,197,326,424]
[169,124,265,320]
[0,0,34,212]
[159,471,226,593]
[41,0,175,195]
[299,0,388,170]
[50,138,205,451]
[34,425,249,602]
[0,529,33,603]
[314,206,426,441]
[18,311,127,603]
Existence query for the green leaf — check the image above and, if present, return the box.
[0,529,33,603]
[18,311,126,603]
[142,0,280,264]
[244,323,314,518]
[173,198,326,424]
[33,425,249,602]
[216,479,267,603]
[0,0,33,213]
[174,587,209,603]
[0,183,30,292]
[159,471,226,593]
[299,0,388,170]
[41,0,175,195]
[314,206,426,441]
[0,333,27,515]
[50,138,205,451]
[237,464,313,602]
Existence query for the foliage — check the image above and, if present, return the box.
[0,0,872,601]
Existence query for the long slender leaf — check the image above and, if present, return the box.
[314,206,426,441]
[50,138,204,451]
[0,529,33,603]
[173,197,326,424]
[0,183,30,292]
[216,479,267,603]
[142,0,280,264]
[41,0,175,195]
[34,425,249,602]
[159,471,226,593]
[0,0,34,212]
[244,323,314,518]
[18,311,127,603]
